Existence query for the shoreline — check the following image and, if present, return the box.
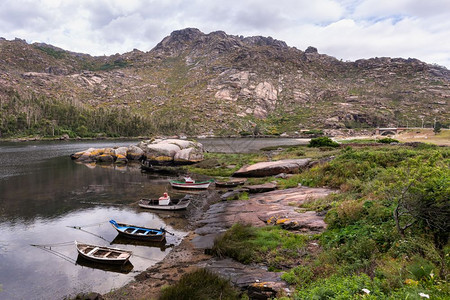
[102,185,335,300]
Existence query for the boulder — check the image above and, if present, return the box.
[114,147,128,157]
[233,158,311,177]
[126,145,144,160]
[115,154,128,164]
[140,138,205,165]
[70,139,204,165]
[174,147,203,163]
[97,154,114,163]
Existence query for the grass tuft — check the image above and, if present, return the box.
[159,268,240,300]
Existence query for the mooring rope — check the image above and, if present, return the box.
[79,201,125,206]
[31,244,77,265]
[68,220,109,228]
[30,241,74,248]
[66,226,112,243]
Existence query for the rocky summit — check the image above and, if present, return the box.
[0,29,448,136]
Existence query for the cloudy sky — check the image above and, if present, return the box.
[1,0,449,68]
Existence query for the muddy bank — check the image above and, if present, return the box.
[103,186,335,299]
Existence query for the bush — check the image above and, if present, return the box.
[308,137,340,148]
[159,268,240,300]
[378,137,399,144]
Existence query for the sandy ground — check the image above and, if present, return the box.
[337,128,449,146]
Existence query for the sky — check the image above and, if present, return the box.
[1,0,449,68]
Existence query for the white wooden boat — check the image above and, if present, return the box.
[139,194,191,211]
[75,241,132,265]
[169,176,213,189]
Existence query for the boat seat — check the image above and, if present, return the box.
[87,247,99,256]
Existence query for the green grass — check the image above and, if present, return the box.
[212,223,309,270]
[204,144,449,299]
[186,153,266,177]
[159,268,240,300]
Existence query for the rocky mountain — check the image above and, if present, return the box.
[0,29,449,137]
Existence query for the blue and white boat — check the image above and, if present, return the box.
[109,220,166,242]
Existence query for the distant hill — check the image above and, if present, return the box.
[0,29,448,138]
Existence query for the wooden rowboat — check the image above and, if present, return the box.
[75,241,132,265]
[169,176,213,189]
[215,179,247,187]
[139,195,191,211]
[76,255,134,274]
[109,220,166,242]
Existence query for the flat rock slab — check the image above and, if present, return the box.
[192,186,335,250]
[233,158,311,177]
[244,183,277,193]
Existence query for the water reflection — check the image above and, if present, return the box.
[0,138,302,299]
[75,256,135,274]
[0,140,189,299]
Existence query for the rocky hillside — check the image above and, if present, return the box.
[0,29,449,137]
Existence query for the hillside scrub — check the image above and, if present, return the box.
[212,144,449,299]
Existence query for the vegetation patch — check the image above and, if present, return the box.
[187,152,266,177]
[308,136,340,148]
[159,268,240,300]
[212,223,309,270]
[271,145,449,299]
[378,137,399,144]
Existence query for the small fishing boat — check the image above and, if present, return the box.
[169,176,213,189]
[76,255,134,274]
[109,220,166,242]
[215,178,247,188]
[75,241,132,265]
[140,161,182,175]
[110,235,171,251]
[139,194,191,211]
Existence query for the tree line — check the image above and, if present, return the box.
[0,90,191,138]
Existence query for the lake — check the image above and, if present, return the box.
[0,137,307,299]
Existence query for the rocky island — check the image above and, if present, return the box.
[70,138,205,165]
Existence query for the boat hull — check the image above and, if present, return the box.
[138,198,190,210]
[75,241,132,265]
[109,220,166,242]
[215,179,246,187]
[169,180,212,189]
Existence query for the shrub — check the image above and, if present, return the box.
[308,137,340,148]
[159,268,240,300]
[378,137,399,144]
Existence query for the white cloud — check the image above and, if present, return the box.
[0,0,449,68]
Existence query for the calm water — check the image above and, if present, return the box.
[0,138,306,299]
